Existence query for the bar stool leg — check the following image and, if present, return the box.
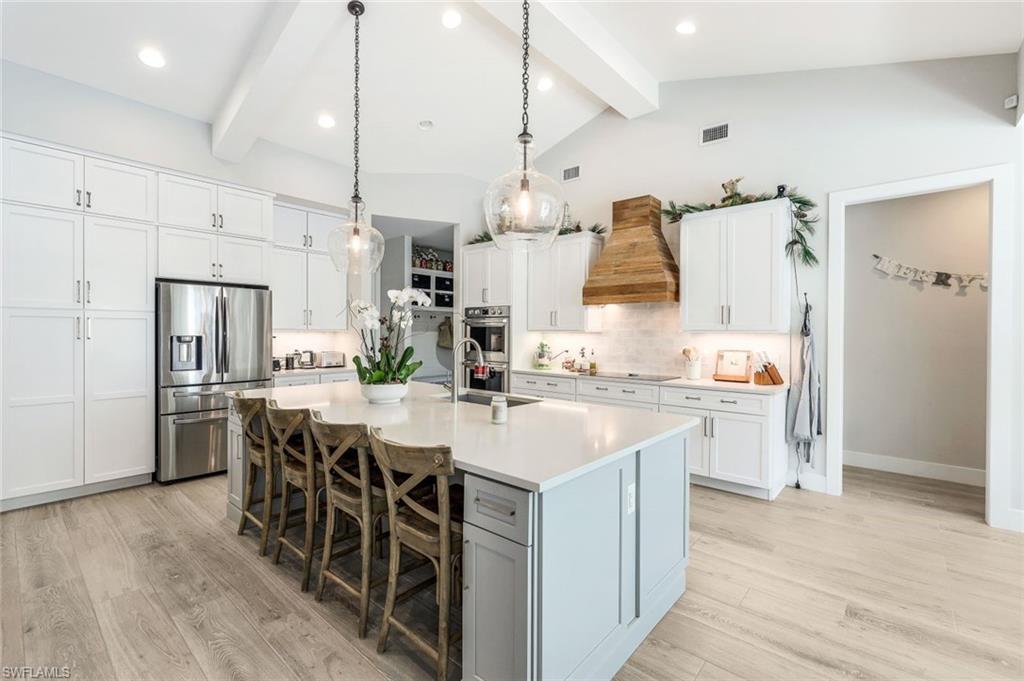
[238,460,254,535]
[300,488,316,592]
[258,463,274,556]
[316,502,336,601]
[273,480,292,565]
[376,531,402,653]
[358,512,374,638]
[437,556,451,681]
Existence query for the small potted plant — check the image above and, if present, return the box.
[350,287,430,404]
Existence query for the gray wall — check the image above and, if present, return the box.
[534,55,1021,500]
[844,185,989,471]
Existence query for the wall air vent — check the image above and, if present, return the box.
[699,122,729,146]
[562,165,581,182]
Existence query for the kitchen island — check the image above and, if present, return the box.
[226,381,697,681]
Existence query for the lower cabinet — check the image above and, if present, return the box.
[577,395,659,412]
[708,412,769,488]
[660,405,710,476]
[462,523,533,681]
[272,374,320,387]
[319,372,355,384]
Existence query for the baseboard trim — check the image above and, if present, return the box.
[844,450,984,487]
[0,474,153,512]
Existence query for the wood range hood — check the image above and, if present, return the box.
[582,195,680,305]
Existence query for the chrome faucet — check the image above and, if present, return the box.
[450,337,485,403]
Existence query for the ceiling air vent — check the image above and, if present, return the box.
[562,165,581,183]
[699,122,729,146]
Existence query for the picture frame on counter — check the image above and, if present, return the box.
[713,349,752,383]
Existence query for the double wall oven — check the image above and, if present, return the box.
[462,305,510,393]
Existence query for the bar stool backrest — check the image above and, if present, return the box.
[309,413,372,492]
[265,401,315,476]
[230,395,269,454]
[368,427,454,534]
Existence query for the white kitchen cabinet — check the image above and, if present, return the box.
[1,309,84,499]
[307,252,348,330]
[306,211,342,253]
[1,204,83,309]
[84,216,156,311]
[1,139,83,210]
[158,226,220,282]
[218,235,271,285]
[272,374,320,387]
[527,233,602,332]
[709,412,769,488]
[83,311,154,483]
[271,247,308,329]
[660,405,710,476]
[679,199,791,333]
[463,523,533,681]
[319,372,355,384]
[577,395,660,412]
[158,174,218,231]
[273,205,308,250]
[462,244,511,308]
[218,186,272,240]
[83,157,157,222]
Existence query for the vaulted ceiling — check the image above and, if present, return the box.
[2,1,1021,181]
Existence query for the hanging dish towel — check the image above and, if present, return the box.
[789,300,822,463]
[437,316,454,350]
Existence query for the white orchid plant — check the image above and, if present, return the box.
[349,287,431,385]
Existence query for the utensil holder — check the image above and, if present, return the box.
[685,360,701,381]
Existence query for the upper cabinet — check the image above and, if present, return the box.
[2,139,156,221]
[679,199,791,333]
[527,232,603,332]
[462,243,511,308]
[159,173,272,240]
[272,203,344,252]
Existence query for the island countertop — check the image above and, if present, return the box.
[233,380,698,492]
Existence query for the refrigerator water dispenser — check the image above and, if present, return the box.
[171,335,203,372]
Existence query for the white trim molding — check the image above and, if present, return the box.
[827,164,1021,532]
[844,450,985,487]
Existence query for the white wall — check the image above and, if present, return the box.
[535,55,1022,496]
[1017,43,1023,126]
[844,185,989,474]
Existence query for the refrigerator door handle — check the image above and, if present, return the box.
[213,292,222,375]
[222,294,230,373]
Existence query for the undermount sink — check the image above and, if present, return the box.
[457,392,539,408]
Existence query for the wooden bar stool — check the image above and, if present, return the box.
[308,413,389,638]
[369,427,463,681]
[266,402,325,592]
[231,395,277,556]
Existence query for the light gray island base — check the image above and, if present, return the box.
[225,381,695,681]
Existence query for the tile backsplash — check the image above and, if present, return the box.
[534,302,794,380]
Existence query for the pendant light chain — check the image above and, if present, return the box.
[352,9,361,205]
[520,0,530,137]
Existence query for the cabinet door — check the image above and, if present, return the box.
[463,524,532,681]
[84,312,154,483]
[83,157,157,222]
[486,248,511,306]
[1,139,83,210]
[680,216,727,331]
[554,238,587,330]
[726,207,782,331]
[271,248,308,330]
[2,309,84,498]
[660,405,709,476]
[710,412,769,488]
[85,217,156,311]
[158,174,218,231]
[307,252,348,330]
[462,248,488,308]
[1,204,84,309]
[306,211,343,253]
[158,226,219,282]
[273,205,307,250]
[227,409,245,509]
[218,186,272,240]
[526,248,554,331]
[218,236,271,285]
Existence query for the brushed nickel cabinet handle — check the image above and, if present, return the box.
[727,305,732,324]
[75,190,82,207]
[219,214,224,229]
[474,495,516,517]
[622,389,637,394]
[595,386,609,392]
[702,416,708,437]
[212,212,218,228]
[684,395,701,401]
[86,317,92,339]
[218,263,223,278]
[85,191,92,208]
[308,235,313,248]
[211,263,217,278]
[75,280,82,303]
[720,399,738,404]
[86,281,91,304]
[75,316,81,339]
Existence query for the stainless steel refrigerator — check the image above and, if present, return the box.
[156,280,272,482]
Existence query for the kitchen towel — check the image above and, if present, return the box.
[789,300,821,463]
[437,316,453,350]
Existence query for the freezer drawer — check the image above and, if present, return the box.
[158,380,267,415]
[158,409,228,481]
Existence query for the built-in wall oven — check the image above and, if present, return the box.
[463,306,510,393]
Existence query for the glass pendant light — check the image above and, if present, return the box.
[327,0,385,279]
[483,0,564,251]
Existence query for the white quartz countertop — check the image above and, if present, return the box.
[234,381,697,492]
[273,366,356,378]
[512,367,788,395]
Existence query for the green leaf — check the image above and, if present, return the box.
[399,360,423,382]
[396,346,414,373]
[352,355,369,382]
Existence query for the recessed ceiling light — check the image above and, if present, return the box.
[441,9,462,29]
[418,120,434,131]
[537,76,553,92]
[137,47,166,69]
[317,113,336,129]
[675,21,697,35]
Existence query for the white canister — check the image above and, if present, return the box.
[491,395,508,424]
[685,360,701,381]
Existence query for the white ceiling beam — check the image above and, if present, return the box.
[212,1,347,162]
[476,0,659,119]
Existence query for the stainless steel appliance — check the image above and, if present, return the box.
[462,306,511,393]
[317,351,346,368]
[156,280,272,482]
[299,350,316,368]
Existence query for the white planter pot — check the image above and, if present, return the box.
[360,382,409,405]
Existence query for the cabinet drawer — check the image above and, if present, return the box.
[513,387,574,403]
[578,379,658,404]
[579,395,660,412]
[464,474,534,546]
[660,386,768,415]
[319,372,355,384]
[511,373,575,396]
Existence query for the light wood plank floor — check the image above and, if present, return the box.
[1,466,1020,680]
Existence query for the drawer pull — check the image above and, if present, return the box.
[525,379,536,385]
[595,386,609,391]
[684,396,702,401]
[720,399,738,404]
[475,495,516,517]
[545,382,559,387]
[622,389,636,394]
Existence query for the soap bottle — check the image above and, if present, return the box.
[588,348,598,375]
[576,347,587,373]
